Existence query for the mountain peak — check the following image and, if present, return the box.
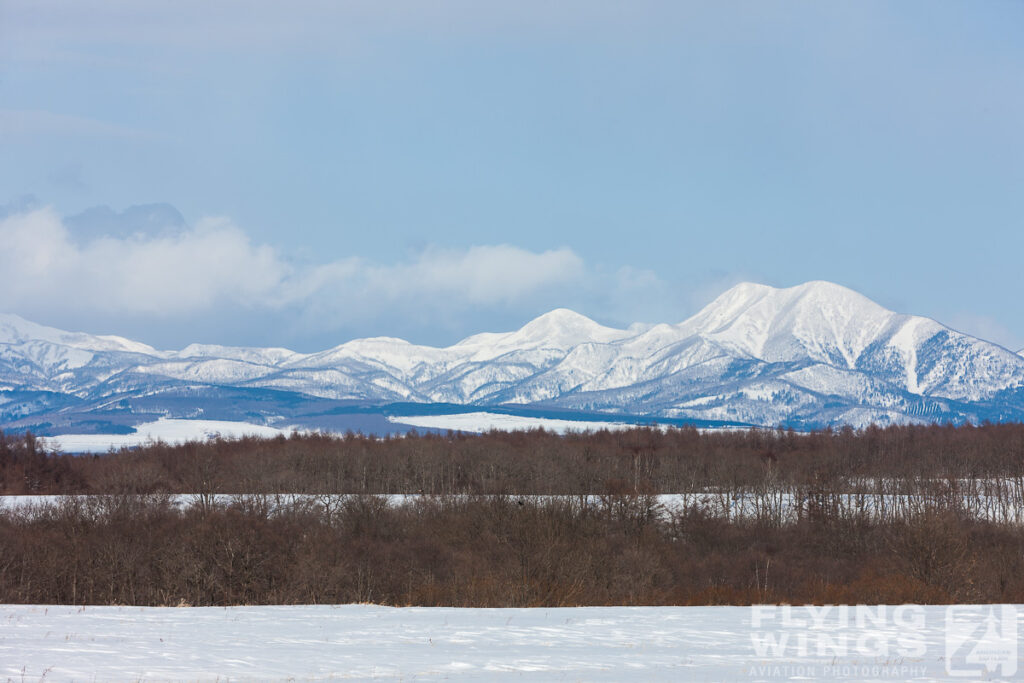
[526,308,599,326]
[0,313,158,356]
[0,313,67,345]
[682,280,897,366]
[787,280,881,307]
[514,309,626,342]
[698,281,888,321]
[459,308,631,355]
[711,280,876,310]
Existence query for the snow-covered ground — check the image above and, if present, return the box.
[7,490,1024,524]
[3,603,1013,681]
[45,418,294,453]
[41,414,633,453]
[389,411,637,433]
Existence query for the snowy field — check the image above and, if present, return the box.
[4,603,1016,682]
[44,418,295,453]
[41,414,638,454]
[387,412,637,433]
[7,490,1024,525]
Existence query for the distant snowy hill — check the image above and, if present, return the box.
[2,281,1023,435]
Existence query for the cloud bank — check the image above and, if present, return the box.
[0,206,640,346]
[5,205,1019,353]
[1,208,286,314]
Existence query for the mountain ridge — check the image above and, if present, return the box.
[2,281,1023,434]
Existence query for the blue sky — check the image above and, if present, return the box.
[1,1,1022,351]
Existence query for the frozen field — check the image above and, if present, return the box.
[2,603,1018,681]
[387,412,637,434]
[42,413,639,454]
[45,418,293,453]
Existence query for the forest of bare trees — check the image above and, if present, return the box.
[4,422,1024,496]
[2,423,1024,606]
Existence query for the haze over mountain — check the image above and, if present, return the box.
[2,281,1023,436]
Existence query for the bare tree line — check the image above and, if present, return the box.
[3,493,1022,606]
[3,422,1024,497]
[2,423,1024,606]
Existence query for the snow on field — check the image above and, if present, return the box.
[389,411,637,433]
[46,418,294,453]
[43,413,635,453]
[3,603,1009,682]
[6,490,1024,525]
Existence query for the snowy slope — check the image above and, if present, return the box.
[2,281,1023,431]
[0,314,163,393]
[0,313,156,355]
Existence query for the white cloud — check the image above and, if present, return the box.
[356,245,584,305]
[0,209,285,314]
[0,208,586,322]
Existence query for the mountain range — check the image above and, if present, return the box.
[2,281,1023,435]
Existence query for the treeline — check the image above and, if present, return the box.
[0,430,81,494]
[2,422,1024,495]
[3,495,1024,606]
[4,422,1024,607]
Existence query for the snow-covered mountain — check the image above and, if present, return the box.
[2,281,1023,434]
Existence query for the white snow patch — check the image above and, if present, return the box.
[47,418,292,453]
[388,412,637,433]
